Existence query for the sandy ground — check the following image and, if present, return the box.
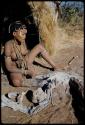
[1,30,84,124]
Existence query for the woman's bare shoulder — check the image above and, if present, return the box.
[5,39,14,47]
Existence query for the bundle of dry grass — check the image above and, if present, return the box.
[27,1,59,55]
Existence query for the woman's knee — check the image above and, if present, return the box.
[38,43,44,49]
[10,73,23,87]
[37,43,46,53]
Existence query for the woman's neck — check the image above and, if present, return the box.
[14,38,25,45]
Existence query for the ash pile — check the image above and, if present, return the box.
[1,71,84,123]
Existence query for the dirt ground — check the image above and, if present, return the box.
[1,29,84,124]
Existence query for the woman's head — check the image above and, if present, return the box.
[9,21,27,42]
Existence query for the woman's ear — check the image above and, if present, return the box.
[13,32,16,37]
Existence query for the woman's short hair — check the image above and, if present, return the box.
[8,21,26,34]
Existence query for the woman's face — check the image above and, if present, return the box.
[13,27,27,42]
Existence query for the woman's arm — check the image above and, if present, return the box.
[4,42,25,74]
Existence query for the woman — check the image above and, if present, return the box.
[4,21,58,87]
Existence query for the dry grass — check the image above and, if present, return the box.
[27,2,59,55]
[27,1,84,57]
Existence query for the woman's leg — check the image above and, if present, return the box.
[10,72,37,87]
[27,43,57,70]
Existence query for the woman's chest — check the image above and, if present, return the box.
[11,44,27,60]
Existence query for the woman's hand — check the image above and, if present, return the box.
[21,70,28,75]
[23,68,37,77]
